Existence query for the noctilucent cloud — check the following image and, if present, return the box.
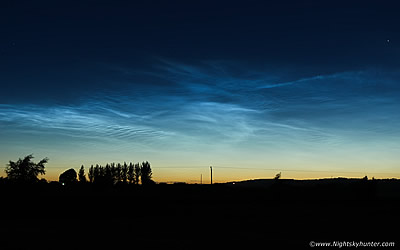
[1,1,399,182]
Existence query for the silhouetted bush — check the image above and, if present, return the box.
[59,168,78,185]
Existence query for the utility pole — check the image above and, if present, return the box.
[210,166,213,185]
[200,174,202,184]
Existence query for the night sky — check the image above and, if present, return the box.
[1,0,399,182]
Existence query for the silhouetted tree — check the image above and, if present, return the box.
[127,163,135,184]
[274,172,281,180]
[59,168,77,185]
[78,165,87,183]
[88,165,94,183]
[84,161,153,185]
[134,163,141,184]
[104,164,113,185]
[115,163,122,183]
[5,154,48,183]
[140,161,153,185]
[121,162,128,183]
[93,164,101,184]
[110,163,116,183]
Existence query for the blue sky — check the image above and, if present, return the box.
[1,1,399,181]
[1,61,399,181]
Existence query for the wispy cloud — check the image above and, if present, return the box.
[0,104,173,144]
[1,61,399,156]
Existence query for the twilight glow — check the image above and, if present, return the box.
[1,1,399,182]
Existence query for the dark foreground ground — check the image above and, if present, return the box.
[2,179,400,249]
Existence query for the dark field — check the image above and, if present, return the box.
[2,179,400,249]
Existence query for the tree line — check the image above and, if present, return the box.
[3,154,154,185]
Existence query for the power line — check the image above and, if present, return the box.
[153,165,400,176]
[212,166,400,175]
